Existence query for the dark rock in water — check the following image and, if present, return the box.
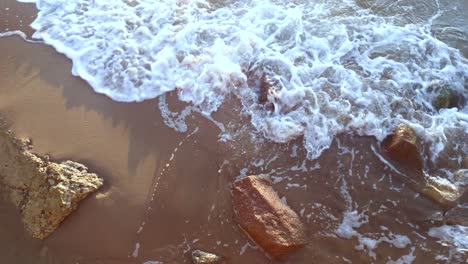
[382,123,422,170]
[258,73,281,111]
[429,80,465,110]
[231,175,307,259]
[445,204,468,226]
[191,250,222,264]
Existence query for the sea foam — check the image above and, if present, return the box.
[14,0,468,166]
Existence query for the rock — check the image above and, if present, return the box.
[420,176,464,208]
[231,175,307,259]
[191,250,222,264]
[382,123,422,170]
[429,80,464,110]
[445,204,468,226]
[0,127,103,239]
[258,73,281,112]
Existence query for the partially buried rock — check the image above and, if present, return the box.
[382,123,422,170]
[0,128,103,239]
[191,250,222,264]
[420,176,465,208]
[231,175,307,259]
[445,204,468,226]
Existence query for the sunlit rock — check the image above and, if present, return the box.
[0,128,103,239]
[420,176,464,208]
[231,175,307,259]
[382,123,422,170]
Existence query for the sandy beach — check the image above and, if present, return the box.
[1,0,468,263]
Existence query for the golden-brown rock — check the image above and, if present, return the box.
[420,176,464,208]
[0,127,103,239]
[383,123,422,170]
[231,175,307,259]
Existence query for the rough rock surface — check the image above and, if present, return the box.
[382,123,422,170]
[420,176,465,208]
[0,127,103,239]
[445,205,468,226]
[231,175,307,259]
[191,250,222,264]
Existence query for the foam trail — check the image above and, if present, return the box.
[0,31,43,43]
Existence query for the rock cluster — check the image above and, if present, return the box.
[0,128,103,239]
[383,123,467,222]
[231,175,307,259]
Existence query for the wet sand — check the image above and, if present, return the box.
[1,1,467,264]
[1,34,466,263]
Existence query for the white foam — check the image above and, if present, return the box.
[20,0,468,165]
[0,30,43,43]
[429,225,468,252]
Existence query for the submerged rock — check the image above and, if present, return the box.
[191,250,222,264]
[382,123,422,170]
[0,128,103,239]
[420,176,465,208]
[445,204,468,226]
[231,175,307,259]
[429,80,465,110]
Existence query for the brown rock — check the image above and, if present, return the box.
[0,127,103,239]
[191,250,222,264]
[231,175,307,259]
[445,204,468,226]
[382,123,422,170]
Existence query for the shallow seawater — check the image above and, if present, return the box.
[0,0,468,263]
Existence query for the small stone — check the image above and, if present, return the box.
[231,175,307,259]
[191,250,222,264]
[445,204,468,226]
[382,123,422,170]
